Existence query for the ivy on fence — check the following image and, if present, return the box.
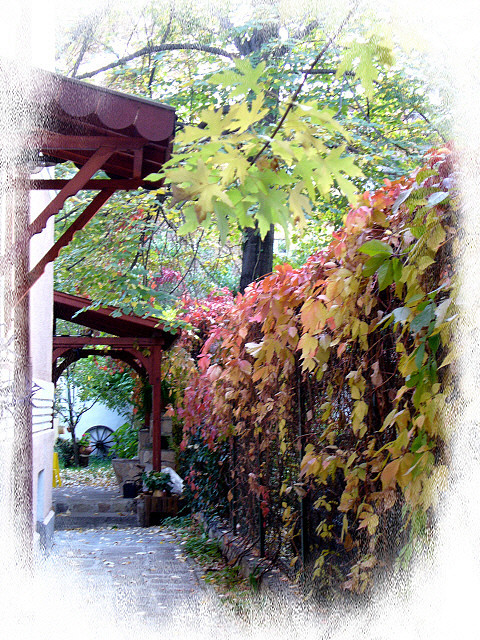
[169,147,456,595]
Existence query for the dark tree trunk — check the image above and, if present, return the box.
[239,225,274,294]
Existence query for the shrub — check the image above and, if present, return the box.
[142,470,173,494]
[54,438,74,467]
[173,147,456,595]
[110,422,139,458]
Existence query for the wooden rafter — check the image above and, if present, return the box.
[29,146,115,237]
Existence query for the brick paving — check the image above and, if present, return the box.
[45,485,235,636]
[51,526,205,610]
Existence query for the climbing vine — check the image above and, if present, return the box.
[171,146,455,594]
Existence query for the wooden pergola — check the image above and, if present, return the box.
[53,291,179,470]
[24,70,179,469]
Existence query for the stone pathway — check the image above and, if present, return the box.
[40,485,314,639]
[40,524,236,639]
[51,526,205,612]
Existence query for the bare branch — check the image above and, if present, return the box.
[71,30,94,78]
[300,68,355,77]
[76,43,235,79]
[168,229,205,295]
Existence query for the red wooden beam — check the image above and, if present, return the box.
[30,179,146,190]
[27,189,114,292]
[53,347,148,383]
[53,290,177,342]
[53,336,161,347]
[133,148,143,178]
[31,132,146,151]
[29,146,115,237]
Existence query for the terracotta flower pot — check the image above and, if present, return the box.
[79,445,93,455]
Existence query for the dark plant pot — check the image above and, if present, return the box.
[123,481,140,498]
[79,454,90,467]
[138,493,179,526]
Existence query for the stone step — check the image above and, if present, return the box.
[54,511,139,530]
[54,498,136,514]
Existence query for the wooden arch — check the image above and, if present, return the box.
[53,347,149,383]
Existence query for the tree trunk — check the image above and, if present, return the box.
[239,225,274,294]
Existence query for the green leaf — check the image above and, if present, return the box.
[377,260,393,291]
[209,59,266,97]
[416,169,437,184]
[410,304,436,333]
[359,239,393,257]
[214,201,230,246]
[415,342,426,369]
[362,254,388,277]
[428,333,441,355]
[178,205,199,235]
[405,372,420,388]
[289,182,312,223]
[391,188,412,214]
[393,307,410,323]
[392,257,403,282]
[427,191,449,207]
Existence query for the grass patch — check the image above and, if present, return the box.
[163,516,254,606]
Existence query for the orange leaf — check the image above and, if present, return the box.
[380,459,400,490]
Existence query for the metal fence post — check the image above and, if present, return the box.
[297,362,309,567]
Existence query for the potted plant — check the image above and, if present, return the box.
[142,470,173,497]
[137,470,178,526]
[77,433,93,467]
[110,422,145,490]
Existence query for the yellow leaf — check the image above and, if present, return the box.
[439,349,456,368]
[298,332,319,359]
[367,514,379,535]
[427,222,446,252]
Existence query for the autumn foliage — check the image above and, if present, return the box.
[170,147,455,594]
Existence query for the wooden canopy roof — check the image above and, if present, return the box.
[54,290,178,346]
[53,291,180,472]
[22,70,177,300]
[30,69,176,184]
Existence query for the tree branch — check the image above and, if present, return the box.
[76,43,235,79]
[71,31,94,78]
[168,229,205,295]
[250,2,360,165]
[300,68,355,76]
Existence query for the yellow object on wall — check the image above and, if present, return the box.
[52,452,62,487]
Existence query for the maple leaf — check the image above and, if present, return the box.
[336,33,394,100]
[231,93,268,133]
[289,182,311,226]
[209,59,266,97]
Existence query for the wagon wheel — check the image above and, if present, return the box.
[85,425,115,458]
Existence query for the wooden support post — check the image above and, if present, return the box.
[151,345,162,471]
[27,189,114,292]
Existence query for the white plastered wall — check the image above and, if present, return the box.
[30,177,56,550]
